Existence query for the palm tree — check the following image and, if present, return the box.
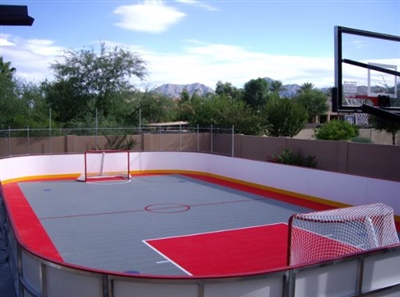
[270,80,285,95]
[300,82,315,93]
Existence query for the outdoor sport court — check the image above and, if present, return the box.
[3,173,332,276]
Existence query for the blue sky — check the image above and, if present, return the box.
[1,0,399,89]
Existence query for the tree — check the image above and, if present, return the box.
[0,56,16,79]
[0,57,29,128]
[270,80,285,94]
[299,82,315,92]
[137,91,177,124]
[369,116,400,145]
[262,96,308,137]
[215,81,243,100]
[19,82,51,128]
[47,43,147,126]
[243,78,270,109]
[179,94,262,135]
[295,88,329,122]
[315,120,359,141]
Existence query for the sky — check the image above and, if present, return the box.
[0,0,399,90]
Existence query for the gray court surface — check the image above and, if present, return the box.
[18,174,311,276]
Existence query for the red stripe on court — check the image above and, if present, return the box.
[146,224,288,276]
[185,174,334,212]
[2,183,63,262]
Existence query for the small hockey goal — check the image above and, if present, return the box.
[77,150,131,182]
[288,203,399,266]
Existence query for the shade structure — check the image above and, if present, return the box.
[0,5,34,26]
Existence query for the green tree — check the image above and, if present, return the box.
[243,78,270,109]
[262,96,308,137]
[19,82,51,128]
[138,91,177,124]
[270,80,285,94]
[180,89,191,103]
[0,56,16,79]
[299,82,315,92]
[315,120,359,140]
[369,116,400,145]
[0,57,28,128]
[180,94,262,135]
[295,88,329,122]
[47,43,147,126]
[215,81,243,100]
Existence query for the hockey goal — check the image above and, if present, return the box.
[77,150,131,182]
[288,203,399,266]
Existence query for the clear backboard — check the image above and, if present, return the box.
[333,26,400,117]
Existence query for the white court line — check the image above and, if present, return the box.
[142,240,193,276]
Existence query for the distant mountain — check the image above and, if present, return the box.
[279,84,302,98]
[154,83,214,99]
[154,78,335,99]
[262,77,301,98]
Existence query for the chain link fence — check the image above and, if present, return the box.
[0,126,235,158]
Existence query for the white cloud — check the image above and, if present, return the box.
[0,35,342,89]
[0,35,65,82]
[114,0,186,33]
[0,34,15,46]
[351,40,367,49]
[175,0,218,11]
[137,40,335,89]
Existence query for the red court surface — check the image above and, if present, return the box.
[2,183,63,262]
[145,223,289,276]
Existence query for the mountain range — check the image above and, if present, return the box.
[153,77,395,99]
[153,77,334,99]
[154,83,214,99]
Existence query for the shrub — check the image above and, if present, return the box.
[268,148,317,168]
[315,120,359,141]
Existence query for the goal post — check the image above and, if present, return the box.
[77,150,131,182]
[288,203,399,266]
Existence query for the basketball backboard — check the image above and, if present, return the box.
[333,26,400,118]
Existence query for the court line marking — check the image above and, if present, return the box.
[39,197,267,220]
[142,240,193,276]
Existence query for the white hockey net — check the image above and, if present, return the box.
[288,203,399,266]
[77,150,131,182]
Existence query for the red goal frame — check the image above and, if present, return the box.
[77,150,131,182]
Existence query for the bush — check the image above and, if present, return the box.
[268,148,317,168]
[315,120,358,141]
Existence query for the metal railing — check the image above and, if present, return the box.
[0,126,235,158]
